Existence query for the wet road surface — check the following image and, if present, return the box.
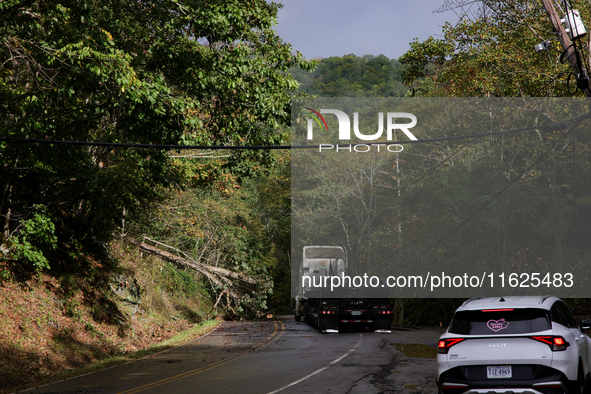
[22,317,442,394]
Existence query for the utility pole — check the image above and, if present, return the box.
[541,0,591,95]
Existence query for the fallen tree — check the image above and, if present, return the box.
[123,235,261,317]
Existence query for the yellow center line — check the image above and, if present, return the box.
[254,321,278,349]
[117,355,246,394]
[270,321,285,344]
[117,320,285,394]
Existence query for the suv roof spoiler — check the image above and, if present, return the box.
[539,294,555,304]
[461,298,480,307]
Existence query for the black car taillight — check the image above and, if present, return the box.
[531,336,570,351]
[438,338,465,354]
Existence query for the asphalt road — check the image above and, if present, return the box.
[22,317,442,394]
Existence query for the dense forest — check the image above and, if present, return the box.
[4,0,591,390]
[291,54,408,97]
[290,0,591,317]
[0,1,301,387]
[292,98,591,298]
[0,0,308,324]
[2,0,591,344]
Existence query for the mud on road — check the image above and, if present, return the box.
[345,325,445,394]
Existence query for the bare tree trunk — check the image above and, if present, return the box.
[394,299,405,326]
[1,155,19,241]
[123,236,257,285]
[2,187,13,240]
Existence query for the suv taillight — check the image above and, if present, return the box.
[438,338,465,354]
[531,336,570,351]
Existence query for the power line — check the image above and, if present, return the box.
[399,110,591,266]
[367,110,575,269]
[0,121,557,150]
[319,110,589,271]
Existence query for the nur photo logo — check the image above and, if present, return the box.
[304,107,418,152]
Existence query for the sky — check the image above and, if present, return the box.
[274,0,459,60]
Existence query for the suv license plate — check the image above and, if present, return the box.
[351,311,361,316]
[487,366,512,379]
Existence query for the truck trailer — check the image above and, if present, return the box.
[294,246,393,333]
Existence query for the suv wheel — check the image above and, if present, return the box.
[575,363,585,394]
[582,364,591,394]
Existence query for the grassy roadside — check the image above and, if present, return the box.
[0,240,220,393]
[14,319,221,393]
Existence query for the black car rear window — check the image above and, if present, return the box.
[449,308,551,335]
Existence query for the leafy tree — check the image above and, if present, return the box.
[397,99,591,283]
[399,0,591,97]
[0,0,313,271]
[392,2,591,291]
[132,150,292,315]
[291,54,408,97]
[291,97,591,299]
[250,152,292,311]
[9,205,57,271]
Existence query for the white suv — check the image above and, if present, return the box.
[437,296,591,394]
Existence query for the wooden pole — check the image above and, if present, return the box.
[541,0,591,95]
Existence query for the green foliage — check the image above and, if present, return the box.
[400,36,451,87]
[292,98,591,295]
[250,152,292,312]
[291,54,408,97]
[138,167,280,314]
[64,298,82,320]
[9,206,57,272]
[399,1,591,97]
[160,263,207,298]
[0,0,313,277]
[399,298,465,326]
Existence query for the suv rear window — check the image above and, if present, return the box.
[449,308,551,335]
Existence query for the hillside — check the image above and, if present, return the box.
[0,158,290,392]
[291,54,408,97]
[0,238,221,392]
